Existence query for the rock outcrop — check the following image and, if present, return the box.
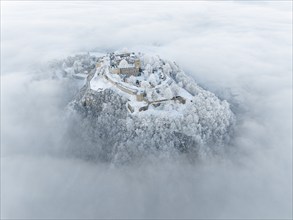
[60,52,235,164]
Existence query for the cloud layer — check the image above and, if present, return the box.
[1,1,292,219]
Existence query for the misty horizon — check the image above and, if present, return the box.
[1,1,292,219]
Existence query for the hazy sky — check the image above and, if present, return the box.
[1,1,292,219]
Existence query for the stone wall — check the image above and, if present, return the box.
[120,67,139,76]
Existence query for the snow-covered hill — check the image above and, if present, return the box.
[53,51,235,163]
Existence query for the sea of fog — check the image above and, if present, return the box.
[1,1,292,219]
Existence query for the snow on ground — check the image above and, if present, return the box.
[90,77,111,91]
[88,52,196,114]
[90,75,111,91]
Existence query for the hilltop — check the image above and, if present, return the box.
[51,51,235,163]
[89,52,194,114]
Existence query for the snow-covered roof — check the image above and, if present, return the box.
[118,59,130,68]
